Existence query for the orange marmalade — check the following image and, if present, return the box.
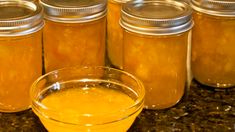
[43,19,106,72]
[31,67,145,132]
[120,0,193,109]
[40,0,107,73]
[37,87,140,132]
[123,31,189,109]
[191,0,235,88]
[107,0,127,69]
[0,0,43,112]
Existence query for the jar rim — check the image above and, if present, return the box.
[40,0,107,23]
[120,0,194,35]
[0,0,44,36]
[108,0,131,4]
[190,0,235,17]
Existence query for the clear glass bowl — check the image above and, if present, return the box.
[30,66,145,132]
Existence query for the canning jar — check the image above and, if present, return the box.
[191,0,235,88]
[40,0,107,73]
[107,0,130,69]
[0,0,43,112]
[120,0,193,109]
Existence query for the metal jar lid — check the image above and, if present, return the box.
[0,0,44,36]
[120,0,193,36]
[190,0,235,17]
[40,0,107,23]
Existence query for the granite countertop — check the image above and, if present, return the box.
[0,80,235,132]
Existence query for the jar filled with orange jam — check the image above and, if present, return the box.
[107,0,130,69]
[120,0,193,109]
[40,0,107,73]
[190,0,235,88]
[0,0,43,112]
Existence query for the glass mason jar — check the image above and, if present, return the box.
[107,0,130,69]
[120,0,193,109]
[191,0,235,88]
[0,0,44,112]
[40,0,107,73]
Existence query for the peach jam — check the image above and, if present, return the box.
[40,0,107,73]
[191,0,235,88]
[107,0,130,69]
[0,0,43,112]
[120,0,193,109]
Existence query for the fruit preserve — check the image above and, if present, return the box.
[120,0,193,109]
[191,0,235,88]
[31,66,145,132]
[38,86,139,132]
[0,0,43,112]
[40,0,107,73]
[107,0,130,69]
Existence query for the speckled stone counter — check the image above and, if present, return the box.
[0,80,235,132]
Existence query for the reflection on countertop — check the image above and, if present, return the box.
[0,80,235,132]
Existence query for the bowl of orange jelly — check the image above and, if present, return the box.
[30,66,145,132]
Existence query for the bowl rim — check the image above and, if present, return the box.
[30,66,145,126]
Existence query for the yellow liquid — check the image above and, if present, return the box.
[37,87,140,132]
